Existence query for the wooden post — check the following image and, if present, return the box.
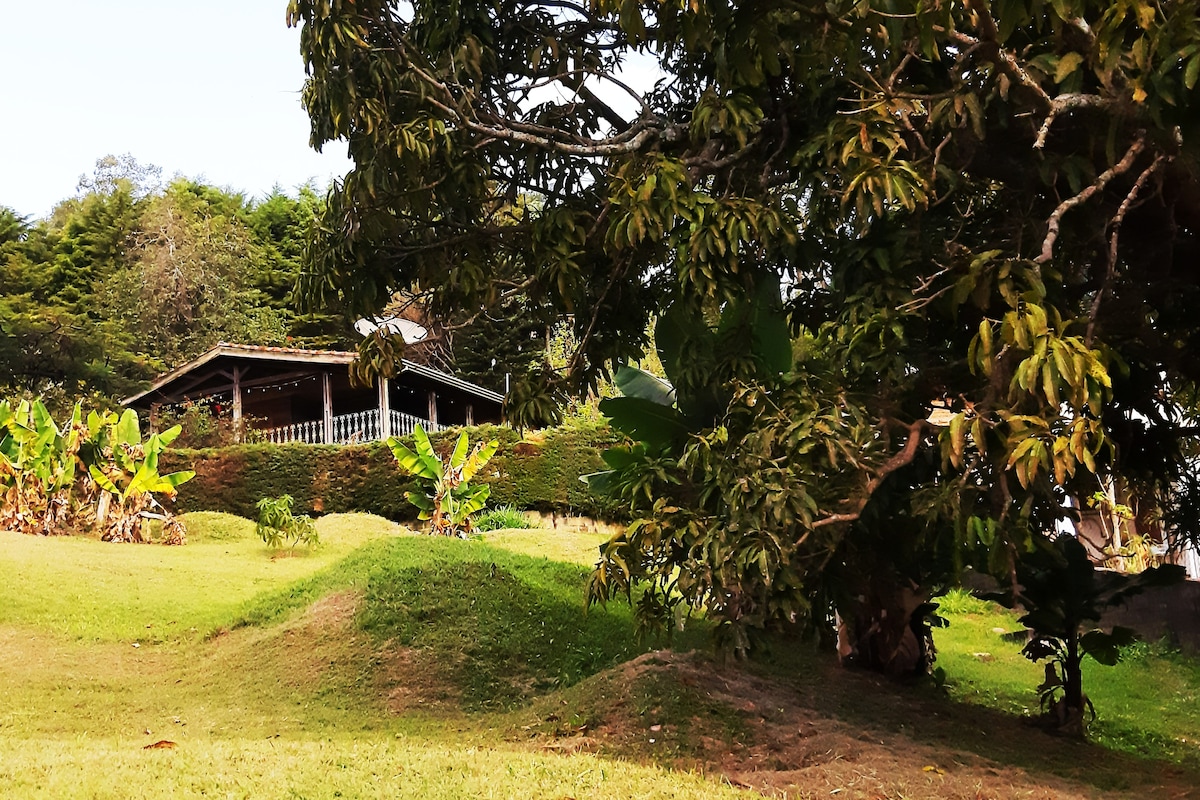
[378,377,391,439]
[427,390,438,426]
[231,367,243,443]
[465,403,474,426]
[149,402,161,435]
[322,372,334,444]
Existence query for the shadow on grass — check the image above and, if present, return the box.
[760,641,1200,796]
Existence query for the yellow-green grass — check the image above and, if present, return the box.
[480,527,608,566]
[0,517,750,800]
[6,518,1200,798]
[0,737,747,800]
[936,589,1200,766]
[0,512,409,642]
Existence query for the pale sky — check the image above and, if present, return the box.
[0,1,353,220]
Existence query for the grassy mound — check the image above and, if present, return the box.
[231,533,703,709]
[4,515,1200,799]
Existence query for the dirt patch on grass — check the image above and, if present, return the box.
[201,589,367,699]
[298,590,360,629]
[519,650,1199,800]
[375,642,464,714]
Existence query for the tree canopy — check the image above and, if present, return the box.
[0,157,361,410]
[288,0,1200,691]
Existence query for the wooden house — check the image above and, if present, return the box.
[122,343,504,444]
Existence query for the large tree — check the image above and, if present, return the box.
[288,0,1200,692]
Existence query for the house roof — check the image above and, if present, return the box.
[122,342,505,407]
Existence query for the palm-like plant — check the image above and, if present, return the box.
[388,426,498,538]
[991,534,1184,735]
[0,400,86,535]
[84,409,195,542]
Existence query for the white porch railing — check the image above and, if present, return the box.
[260,410,446,445]
[261,419,324,445]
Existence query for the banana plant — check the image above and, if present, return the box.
[388,425,499,538]
[84,409,195,543]
[989,534,1184,736]
[0,400,86,535]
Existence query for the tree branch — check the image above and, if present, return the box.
[1036,133,1145,265]
[948,0,1052,108]
[808,419,929,532]
[1034,93,1112,149]
[407,59,671,157]
[1086,152,1168,344]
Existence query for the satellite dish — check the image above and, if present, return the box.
[354,316,428,343]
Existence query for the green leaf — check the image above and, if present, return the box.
[654,303,705,389]
[747,274,793,375]
[598,396,690,450]
[88,464,119,495]
[614,365,676,406]
[1186,55,1200,90]
[1080,628,1132,666]
[116,410,141,446]
[405,491,434,512]
[388,435,439,479]
[411,425,443,476]
[449,431,470,470]
[155,425,184,448]
[1055,52,1084,84]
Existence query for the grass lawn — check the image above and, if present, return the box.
[0,512,406,641]
[1,513,1198,799]
[936,589,1200,766]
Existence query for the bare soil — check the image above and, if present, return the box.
[515,650,1200,800]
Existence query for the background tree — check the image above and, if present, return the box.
[245,185,354,349]
[450,298,554,393]
[98,179,290,367]
[0,157,351,410]
[297,0,1200,708]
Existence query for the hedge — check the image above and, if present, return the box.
[158,421,628,522]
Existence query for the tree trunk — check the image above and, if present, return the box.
[1059,634,1087,737]
[836,581,932,677]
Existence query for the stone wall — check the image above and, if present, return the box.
[1101,580,1200,652]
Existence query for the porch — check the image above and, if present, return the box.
[261,408,447,445]
[123,343,505,444]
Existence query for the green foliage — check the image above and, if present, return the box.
[473,505,535,532]
[0,399,86,535]
[0,400,194,543]
[388,425,498,537]
[162,423,623,521]
[590,279,961,671]
[83,409,196,543]
[255,494,320,550]
[989,535,1184,735]
[451,298,553,394]
[152,397,257,450]
[0,158,349,410]
[287,0,1200,683]
[936,588,994,616]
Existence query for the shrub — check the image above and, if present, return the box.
[474,505,535,532]
[388,426,498,537]
[0,400,194,542]
[255,494,319,550]
[160,421,627,521]
[153,398,253,449]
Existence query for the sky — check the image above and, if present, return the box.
[0,1,353,220]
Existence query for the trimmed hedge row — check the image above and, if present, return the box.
[158,422,628,522]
